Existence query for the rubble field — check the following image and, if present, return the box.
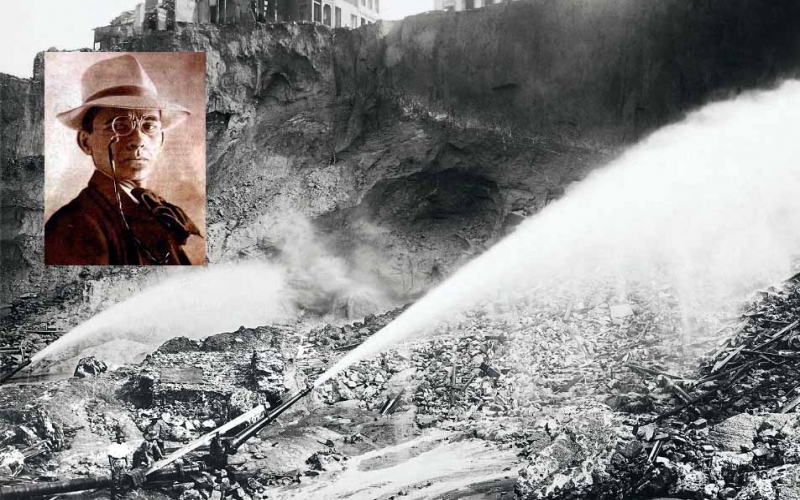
[1,275,799,499]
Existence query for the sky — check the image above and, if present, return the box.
[0,0,434,78]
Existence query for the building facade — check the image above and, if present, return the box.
[94,0,380,50]
[293,0,380,28]
[434,0,512,12]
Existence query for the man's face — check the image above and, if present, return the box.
[78,108,164,184]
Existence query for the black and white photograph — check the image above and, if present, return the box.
[2,0,800,499]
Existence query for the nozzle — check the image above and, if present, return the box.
[228,384,314,451]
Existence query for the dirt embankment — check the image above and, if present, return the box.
[4,0,800,329]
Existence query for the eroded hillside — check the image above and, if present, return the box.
[3,0,800,329]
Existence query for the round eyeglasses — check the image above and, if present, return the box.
[111,115,162,137]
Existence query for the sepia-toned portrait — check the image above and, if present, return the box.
[44,52,206,266]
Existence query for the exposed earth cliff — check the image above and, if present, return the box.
[3,0,800,330]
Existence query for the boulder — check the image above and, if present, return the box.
[166,424,192,442]
[306,450,347,472]
[251,350,284,398]
[157,337,202,354]
[416,414,439,429]
[734,478,777,500]
[74,356,108,378]
[709,414,761,452]
[669,463,709,497]
[516,407,631,499]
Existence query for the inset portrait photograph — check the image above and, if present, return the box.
[44,52,206,266]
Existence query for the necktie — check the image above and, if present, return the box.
[131,187,201,244]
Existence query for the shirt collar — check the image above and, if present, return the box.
[93,169,141,204]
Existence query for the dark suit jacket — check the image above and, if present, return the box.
[45,171,196,266]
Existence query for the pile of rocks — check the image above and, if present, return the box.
[133,410,220,444]
[687,281,800,420]
[408,335,513,425]
[300,276,703,432]
[515,406,635,499]
[12,272,786,498]
[313,351,407,409]
[511,278,800,499]
[635,413,800,499]
[285,276,751,498]
[308,332,514,424]
[127,326,288,425]
[0,408,69,481]
[553,411,800,500]
[177,468,259,500]
[305,307,409,351]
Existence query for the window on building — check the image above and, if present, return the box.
[350,14,357,27]
[215,0,230,24]
[361,0,366,6]
[361,17,365,25]
[254,0,267,22]
[375,0,380,13]
[335,7,342,27]
[323,4,331,25]
[313,0,321,22]
[368,0,373,10]
[209,0,218,23]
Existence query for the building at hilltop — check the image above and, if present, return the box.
[433,0,513,12]
[94,0,381,50]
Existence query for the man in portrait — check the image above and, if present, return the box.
[45,54,203,265]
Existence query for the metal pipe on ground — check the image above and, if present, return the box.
[0,359,31,385]
[0,475,112,499]
[0,462,204,498]
[229,383,314,451]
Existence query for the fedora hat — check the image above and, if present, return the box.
[56,54,190,131]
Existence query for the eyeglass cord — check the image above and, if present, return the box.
[107,137,172,265]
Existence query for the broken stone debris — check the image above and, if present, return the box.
[4,274,800,500]
[251,349,284,396]
[511,278,800,500]
[177,468,257,500]
[306,448,348,472]
[132,327,286,424]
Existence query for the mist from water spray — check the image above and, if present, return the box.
[315,80,800,386]
[268,212,392,315]
[31,210,395,375]
[31,262,294,372]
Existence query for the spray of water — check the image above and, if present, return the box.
[269,212,392,315]
[315,80,800,386]
[30,211,393,376]
[31,262,294,373]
